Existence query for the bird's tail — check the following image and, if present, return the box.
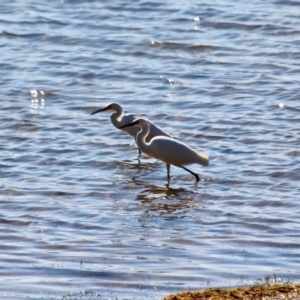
[197,153,209,166]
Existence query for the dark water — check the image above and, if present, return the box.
[1,0,300,299]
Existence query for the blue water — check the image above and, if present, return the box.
[0,1,300,299]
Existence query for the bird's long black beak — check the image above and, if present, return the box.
[91,103,113,115]
[91,107,107,115]
[119,120,139,129]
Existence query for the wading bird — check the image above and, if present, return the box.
[120,118,209,181]
[91,103,171,154]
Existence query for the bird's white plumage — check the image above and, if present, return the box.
[120,118,209,181]
[149,136,209,167]
[91,103,171,143]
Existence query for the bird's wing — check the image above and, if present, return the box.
[148,121,172,138]
[120,113,140,126]
[151,137,207,166]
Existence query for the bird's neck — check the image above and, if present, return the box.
[110,110,123,127]
[136,124,150,151]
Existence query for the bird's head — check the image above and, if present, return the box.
[119,119,140,129]
[91,103,120,115]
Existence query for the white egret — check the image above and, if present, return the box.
[120,118,209,181]
[91,103,171,154]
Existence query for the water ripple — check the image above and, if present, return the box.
[0,0,300,299]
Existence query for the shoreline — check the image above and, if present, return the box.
[162,283,300,300]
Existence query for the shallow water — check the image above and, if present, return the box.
[0,0,300,299]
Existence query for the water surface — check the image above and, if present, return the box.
[0,0,300,299]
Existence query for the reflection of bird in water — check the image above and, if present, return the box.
[91,103,171,154]
[136,185,201,215]
[120,118,209,181]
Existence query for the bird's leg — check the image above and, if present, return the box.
[181,166,200,181]
[138,148,142,155]
[166,163,171,181]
